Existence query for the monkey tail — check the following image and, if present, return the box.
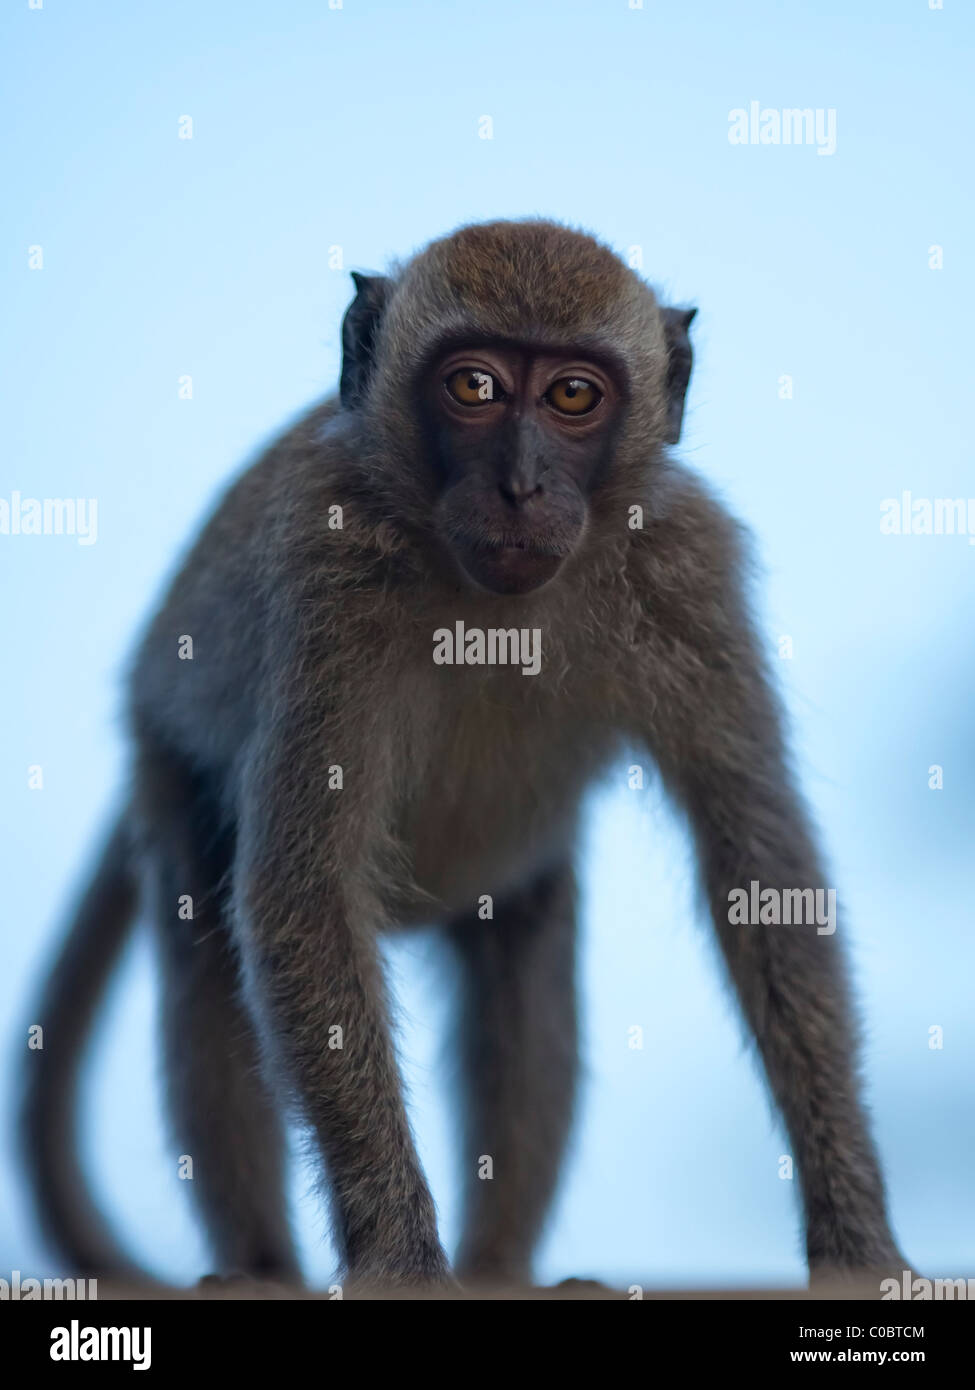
[19,813,156,1286]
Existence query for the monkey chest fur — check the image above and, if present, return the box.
[392,660,621,921]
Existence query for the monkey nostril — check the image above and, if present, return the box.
[499,481,542,506]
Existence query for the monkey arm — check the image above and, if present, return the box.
[632,490,904,1275]
[229,682,449,1285]
[667,696,901,1273]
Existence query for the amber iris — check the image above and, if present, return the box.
[546,377,600,415]
[446,369,497,405]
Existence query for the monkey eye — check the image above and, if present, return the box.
[445,368,500,406]
[545,377,601,416]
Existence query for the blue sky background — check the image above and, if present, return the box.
[2,0,973,1289]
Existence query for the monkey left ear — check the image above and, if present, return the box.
[340,271,392,409]
[660,305,697,444]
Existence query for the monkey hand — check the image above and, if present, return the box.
[808,1249,919,1299]
[343,1237,457,1297]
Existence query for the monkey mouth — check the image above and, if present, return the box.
[455,537,567,595]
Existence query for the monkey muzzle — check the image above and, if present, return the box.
[456,538,566,595]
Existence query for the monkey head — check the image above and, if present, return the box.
[337,221,696,596]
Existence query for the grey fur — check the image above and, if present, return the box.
[21,219,904,1287]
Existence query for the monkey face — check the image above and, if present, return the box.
[423,342,624,595]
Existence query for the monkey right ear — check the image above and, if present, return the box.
[339,271,392,409]
[660,305,697,444]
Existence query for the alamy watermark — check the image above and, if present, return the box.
[0,491,98,545]
[1,1269,97,1300]
[728,881,837,935]
[880,492,975,543]
[882,1270,975,1300]
[50,1320,151,1371]
[433,620,541,676]
[728,102,837,156]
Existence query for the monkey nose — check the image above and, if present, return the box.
[498,478,542,506]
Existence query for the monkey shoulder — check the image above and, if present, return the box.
[128,402,350,750]
[622,462,755,638]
